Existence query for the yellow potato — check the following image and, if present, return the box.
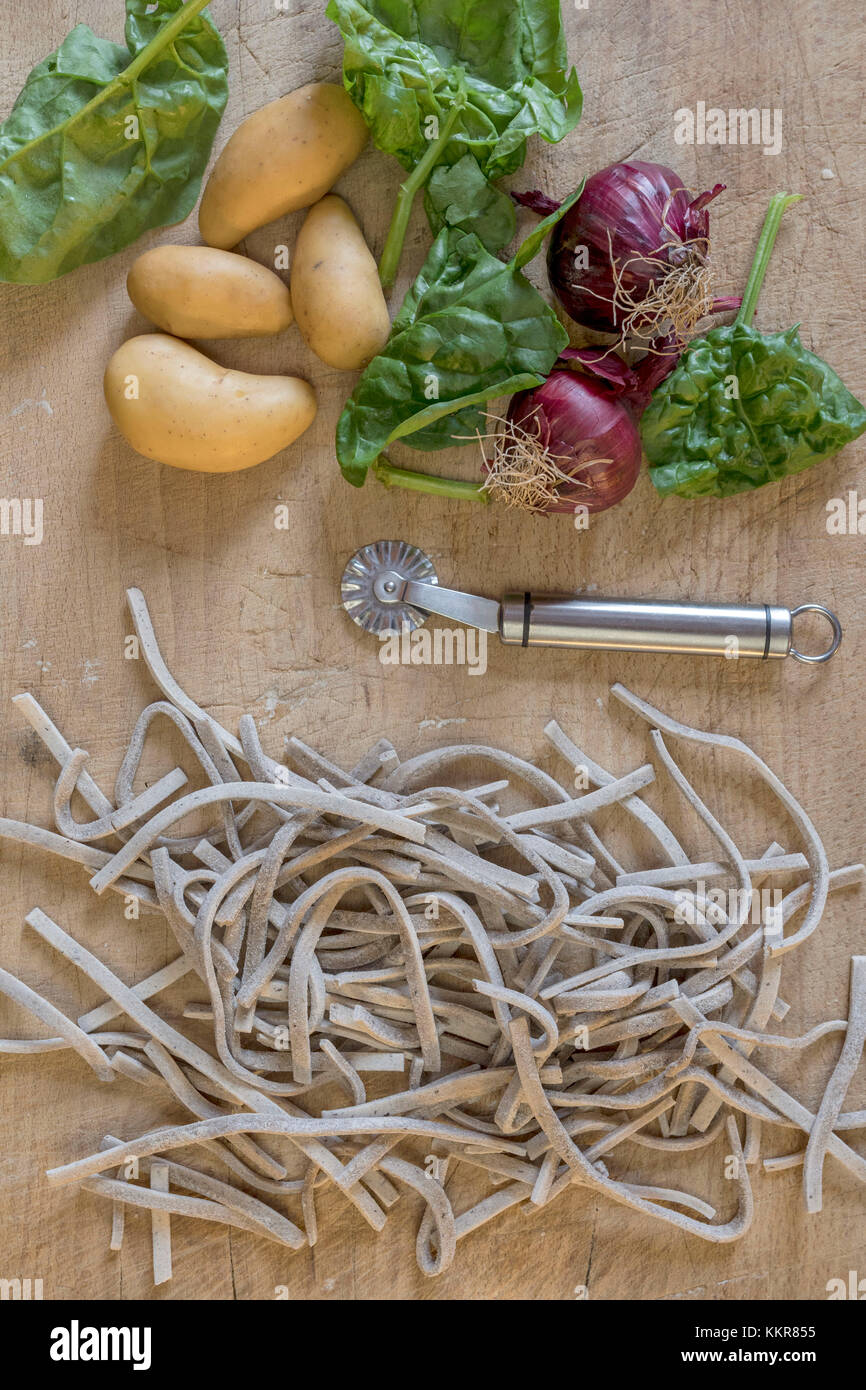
[127,245,293,339]
[199,83,368,250]
[291,195,390,370]
[104,335,316,473]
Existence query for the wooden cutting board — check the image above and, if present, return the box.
[1,0,864,1301]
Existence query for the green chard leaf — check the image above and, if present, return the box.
[641,192,866,499]
[336,195,576,487]
[0,0,228,284]
[642,323,866,498]
[424,155,516,255]
[326,0,581,275]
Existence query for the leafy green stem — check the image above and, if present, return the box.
[735,192,803,326]
[124,0,212,78]
[373,457,489,501]
[378,85,467,293]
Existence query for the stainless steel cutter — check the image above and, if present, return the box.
[341,540,842,664]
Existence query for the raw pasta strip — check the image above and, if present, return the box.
[0,818,159,910]
[611,684,830,958]
[89,782,426,895]
[671,996,866,1187]
[142,1040,288,1180]
[45,1114,527,1186]
[0,967,115,1081]
[378,1155,456,1278]
[22,906,387,1223]
[116,701,248,855]
[543,719,690,866]
[649,727,754,1133]
[503,765,656,831]
[82,1176,304,1248]
[287,868,440,1082]
[150,1163,172,1286]
[53,751,187,843]
[802,956,866,1212]
[12,693,114,816]
[617,855,808,887]
[510,1017,753,1243]
[101,1138,306,1247]
[77,956,192,1033]
[125,588,246,764]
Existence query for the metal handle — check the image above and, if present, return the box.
[373,572,500,633]
[499,595,794,659]
[369,566,843,664]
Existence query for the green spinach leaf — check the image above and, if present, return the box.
[336,195,576,487]
[0,0,227,284]
[424,155,516,256]
[642,323,866,498]
[642,193,866,498]
[326,0,581,282]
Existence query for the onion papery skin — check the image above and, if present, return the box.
[502,372,642,514]
[547,161,721,335]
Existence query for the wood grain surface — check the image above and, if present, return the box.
[1,0,864,1301]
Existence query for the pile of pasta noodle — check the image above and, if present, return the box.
[1,589,864,1286]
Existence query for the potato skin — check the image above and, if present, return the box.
[104,334,316,473]
[127,246,293,339]
[291,196,390,370]
[199,83,368,250]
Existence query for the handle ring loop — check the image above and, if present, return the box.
[789,604,842,664]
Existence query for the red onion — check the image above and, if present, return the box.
[561,339,688,411]
[483,370,642,515]
[517,162,726,340]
